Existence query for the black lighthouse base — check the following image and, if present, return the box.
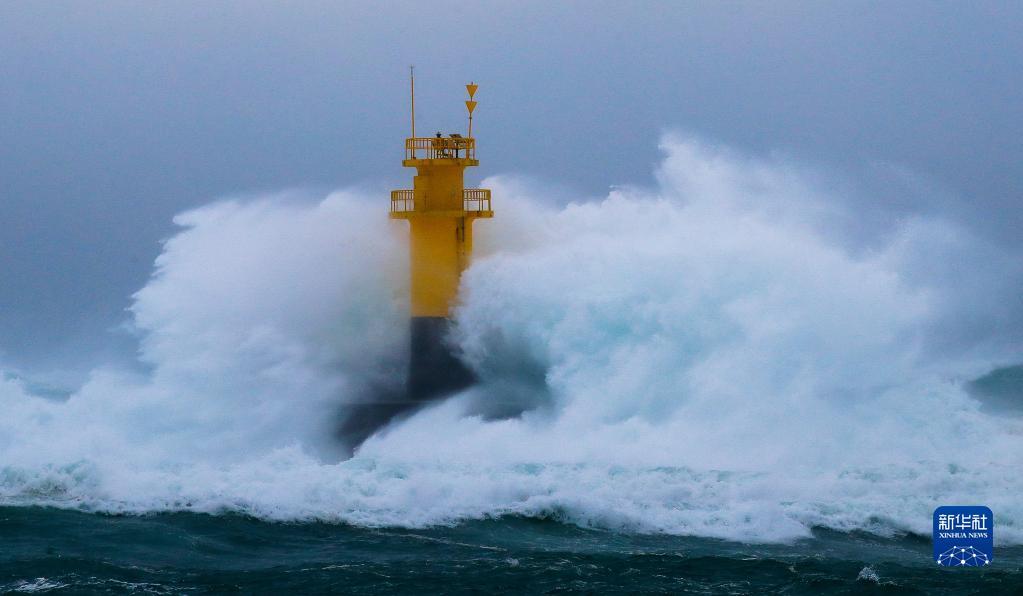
[407,317,474,401]
[338,317,474,451]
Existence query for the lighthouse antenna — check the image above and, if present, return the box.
[409,66,416,156]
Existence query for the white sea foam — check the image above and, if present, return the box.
[1,136,1021,544]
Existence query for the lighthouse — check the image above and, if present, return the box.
[390,72,493,402]
[338,73,492,451]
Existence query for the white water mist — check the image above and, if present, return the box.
[1,136,1021,543]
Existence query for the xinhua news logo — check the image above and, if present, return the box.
[933,506,993,567]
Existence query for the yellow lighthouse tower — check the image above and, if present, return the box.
[390,71,493,400]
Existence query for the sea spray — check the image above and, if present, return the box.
[1,136,1021,544]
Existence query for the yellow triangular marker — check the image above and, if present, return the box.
[466,83,478,99]
[465,100,477,114]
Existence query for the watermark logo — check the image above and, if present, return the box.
[933,506,993,567]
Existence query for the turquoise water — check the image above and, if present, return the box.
[2,507,1021,594]
[3,159,1023,594]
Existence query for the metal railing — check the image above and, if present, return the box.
[463,188,491,213]
[405,136,476,160]
[389,188,492,215]
[391,189,415,213]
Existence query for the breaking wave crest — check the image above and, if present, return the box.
[2,136,1021,544]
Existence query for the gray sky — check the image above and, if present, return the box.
[1,1,1020,376]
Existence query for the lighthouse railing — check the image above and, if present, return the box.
[390,188,491,215]
[463,188,491,213]
[405,137,476,160]
[390,189,415,213]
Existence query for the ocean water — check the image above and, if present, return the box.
[2,137,1022,593]
[4,507,1022,594]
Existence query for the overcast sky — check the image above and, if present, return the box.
[1,1,1020,376]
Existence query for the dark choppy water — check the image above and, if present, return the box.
[2,507,1021,594]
